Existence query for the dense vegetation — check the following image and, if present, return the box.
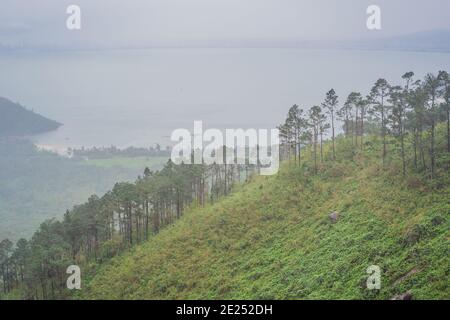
[1,70,449,300]
[79,143,448,299]
[71,145,170,159]
[1,146,256,299]
[83,156,169,170]
[0,138,167,241]
[0,97,61,136]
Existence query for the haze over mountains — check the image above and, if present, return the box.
[1,29,450,53]
[339,29,450,53]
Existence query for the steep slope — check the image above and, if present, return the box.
[80,149,449,300]
[0,97,61,136]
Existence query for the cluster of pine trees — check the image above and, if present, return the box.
[278,71,450,178]
[0,156,258,299]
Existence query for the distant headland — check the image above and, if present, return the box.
[0,97,62,137]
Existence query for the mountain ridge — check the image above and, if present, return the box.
[1,29,450,53]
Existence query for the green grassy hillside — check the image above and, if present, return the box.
[80,138,449,300]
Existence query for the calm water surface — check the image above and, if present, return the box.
[1,48,450,150]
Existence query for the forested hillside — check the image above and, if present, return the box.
[1,71,449,300]
[0,97,61,136]
[0,139,167,241]
[80,139,449,299]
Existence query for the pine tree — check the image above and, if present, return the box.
[322,89,339,160]
[369,79,390,165]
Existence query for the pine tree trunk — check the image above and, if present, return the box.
[447,107,450,153]
[401,123,406,176]
[298,140,302,166]
[360,110,364,151]
[413,127,418,169]
[320,132,323,162]
[331,111,335,160]
[382,106,386,165]
[314,129,318,174]
[430,121,435,179]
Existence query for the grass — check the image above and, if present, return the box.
[78,137,449,300]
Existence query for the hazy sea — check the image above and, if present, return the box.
[2,48,450,151]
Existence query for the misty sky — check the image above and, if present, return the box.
[1,0,450,48]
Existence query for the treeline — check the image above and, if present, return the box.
[278,71,450,178]
[70,144,171,159]
[0,155,259,299]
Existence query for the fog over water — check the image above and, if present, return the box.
[2,1,450,150]
[1,48,450,149]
